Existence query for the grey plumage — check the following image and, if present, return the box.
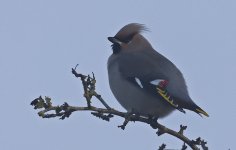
[107,23,209,118]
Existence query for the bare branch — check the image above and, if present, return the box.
[158,143,166,150]
[30,67,208,150]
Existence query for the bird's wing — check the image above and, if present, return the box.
[118,51,187,113]
[118,51,168,80]
[118,51,209,117]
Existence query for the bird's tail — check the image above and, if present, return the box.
[194,105,209,117]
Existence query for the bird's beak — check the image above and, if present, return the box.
[107,37,122,45]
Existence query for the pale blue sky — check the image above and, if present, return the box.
[1,0,236,150]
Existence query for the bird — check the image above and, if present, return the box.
[107,23,209,118]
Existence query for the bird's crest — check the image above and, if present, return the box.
[115,23,148,42]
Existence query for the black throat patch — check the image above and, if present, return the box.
[111,43,121,54]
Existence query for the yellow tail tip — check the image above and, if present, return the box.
[196,108,209,117]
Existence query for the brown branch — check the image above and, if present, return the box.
[30,67,208,150]
[158,143,166,150]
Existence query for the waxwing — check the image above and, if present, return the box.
[107,23,209,118]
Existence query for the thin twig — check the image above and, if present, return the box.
[71,66,110,109]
